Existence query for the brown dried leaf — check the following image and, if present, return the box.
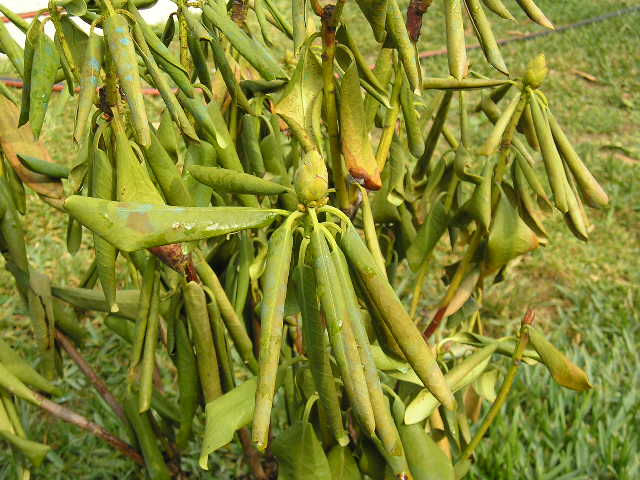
[0,97,64,199]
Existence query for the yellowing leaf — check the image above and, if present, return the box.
[528,326,592,391]
[0,97,64,199]
[339,61,381,190]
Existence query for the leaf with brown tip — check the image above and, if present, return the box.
[0,97,64,199]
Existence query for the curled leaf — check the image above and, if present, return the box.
[339,60,381,190]
[190,166,289,196]
[274,37,323,131]
[528,326,592,391]
[0,97,64,200]
[485,192,539,272]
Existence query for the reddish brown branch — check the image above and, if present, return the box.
[238,427,268,480]
[34,392,144,465]
[423,305,447,341]
[55,329,128,424]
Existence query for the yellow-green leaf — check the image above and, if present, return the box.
[528,326,592,391]
[64,196,281,252]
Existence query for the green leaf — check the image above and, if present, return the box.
[353,0,388,42]
[17,153,69,179]
[485,192,539,272]
[407,197,450,271]
[64,196,281,252]
[0,338,61,396]
[199,377,257,469]
[327,445,362,480]
[0,429,51,467]
[274,37,323,131]
[189,166,290,195]
[473,369,498,402]
[0,362,40,405]
[405,343,497,424]
[272,421,332,480]
[527,326,592,391]
[392,398,455,480]
[52,286,140,319]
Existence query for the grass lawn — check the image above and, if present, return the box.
[1,0,638,478]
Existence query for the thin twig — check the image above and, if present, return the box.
[423,305,447,341]
[456,310,535,464]
[238,427,268,480]
[55,329,128,424]
[320,5,350,210]
[34,392,144,465]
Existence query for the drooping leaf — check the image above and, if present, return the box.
[441,267,481,318]
[485,192,539,272]
[57,0,88,17]
[405,343,497,424]
[0,17,24,77]
[58,14,89,68]
[0,97,64,199]
[327,445,362,480]
[464,158,494,232]
[392,398,454,480]
[189,166,290,195]
[64,196,281,252]
[274,38,323,131]
[339,60,381,190]
[51,286,139,319]
[17,154,69,179]
[0,429,51,467]
[201,3,286,80]
[0,338,61,396]
[407,197,450,271]
[354,0,388,42]
[0,362,40,405]
[29,30,60,139]
[528,326,592,391]
[199,377,257,469]
[272,420,332,480]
